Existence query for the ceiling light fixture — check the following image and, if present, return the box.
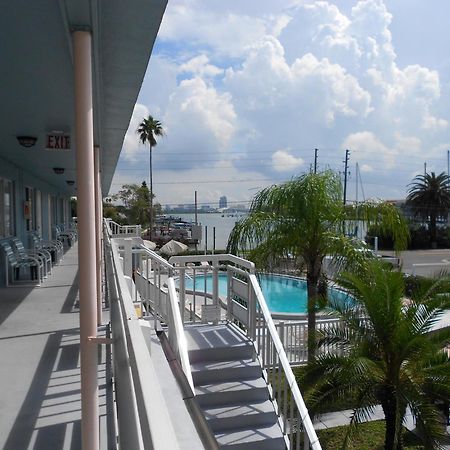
[17,136,37,148]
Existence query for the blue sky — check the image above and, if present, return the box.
[111,0,450,209]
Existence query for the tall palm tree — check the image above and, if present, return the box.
[304,261,450,449]
[406,171,450,248]
[227,171,409,361]
[137,115,164,239]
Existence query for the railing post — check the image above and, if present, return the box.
[278,321,285,347]
[226,267,232,322]
[179,267,186,323]
[248,280,256,341]
[212,263,219,306]
[123,238,132,278]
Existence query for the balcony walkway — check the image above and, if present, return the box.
[0,244,111,450]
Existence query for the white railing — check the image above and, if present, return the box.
[105,218,141,238]
[249,274,321,449]
[167,278,195,392]
[167,254,322,450]
[275,318,342,366]
[105,228,180,450]
[132,244,194,392]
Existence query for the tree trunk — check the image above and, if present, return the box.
[430,213,437,249]
[306,258,321,363]
[381,387,402,450]
[149,144,153,241]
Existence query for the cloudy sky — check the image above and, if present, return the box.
[110,0,450,209]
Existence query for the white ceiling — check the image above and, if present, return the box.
[0,0,167,195]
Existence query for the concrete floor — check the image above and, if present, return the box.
[0,244,111,450]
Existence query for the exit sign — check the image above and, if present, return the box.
[46,134,71,151]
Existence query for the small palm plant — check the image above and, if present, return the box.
[137,115,164,239]
[304,261,450,449]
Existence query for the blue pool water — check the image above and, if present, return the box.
[183,273,351,314]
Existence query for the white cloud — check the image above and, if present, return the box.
[224,36,371,126]
[342,131,396,169]
[159,2,268,57]
[114,0,450,202]
[161,77,236,168]
[360,163,373,173]
[179,55,223,78]
[272,149,304,172]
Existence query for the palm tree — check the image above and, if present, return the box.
[304,261,450,449]
[406,172,450,248]
[227,171,409,361]
[137,115,164,239]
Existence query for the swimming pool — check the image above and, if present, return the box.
[183,273,351,315]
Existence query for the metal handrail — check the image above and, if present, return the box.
[167,277,195,392]
[134,245,195,392]
[249,274,322,450]
[170,253,256,271]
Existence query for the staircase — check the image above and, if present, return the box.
[185,323,286,450]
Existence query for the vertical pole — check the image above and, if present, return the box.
[343,149,350,205]
[314,148,318,174]
[424,162,427,175]
[194,190,198,226]
[194,191,198,252]
[123,238,133,278]
[213,226,216,255]
[73,30,99,450]
[447,150,449,185]
[212,264,219,306]
[179,267,186,323]
[94,145,102,326]
[204,225,208,255]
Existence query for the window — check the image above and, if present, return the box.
[0,178,15,238]
[25,186,36,232]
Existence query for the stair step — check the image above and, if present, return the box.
[189,342,254,364]
[195,377,269,407]
[192,358,262,385]
[215,422,286,450]
[204,399,278,432]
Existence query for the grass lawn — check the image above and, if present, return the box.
[317,420,424,449]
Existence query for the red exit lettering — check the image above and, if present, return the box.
[46,135,71,150]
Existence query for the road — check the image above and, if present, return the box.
[381,249,450,277]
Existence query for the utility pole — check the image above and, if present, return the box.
[447,150,449,186]
[194,190,198,252]
[314,148,318,174]
[343,149,350,205]
[424,162,427,175]
[194,190,198,225]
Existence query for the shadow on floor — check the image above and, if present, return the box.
[0,286,35,327]
[3,331,82,450]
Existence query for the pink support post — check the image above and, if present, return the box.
[73,30,99,450]
[94,145,102,326]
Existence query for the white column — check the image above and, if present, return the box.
[73,30,99,450]
[94,145,102,326]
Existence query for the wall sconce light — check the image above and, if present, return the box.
[66,180,75,186]
[53,167,65,174]
[17,136,38,148]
